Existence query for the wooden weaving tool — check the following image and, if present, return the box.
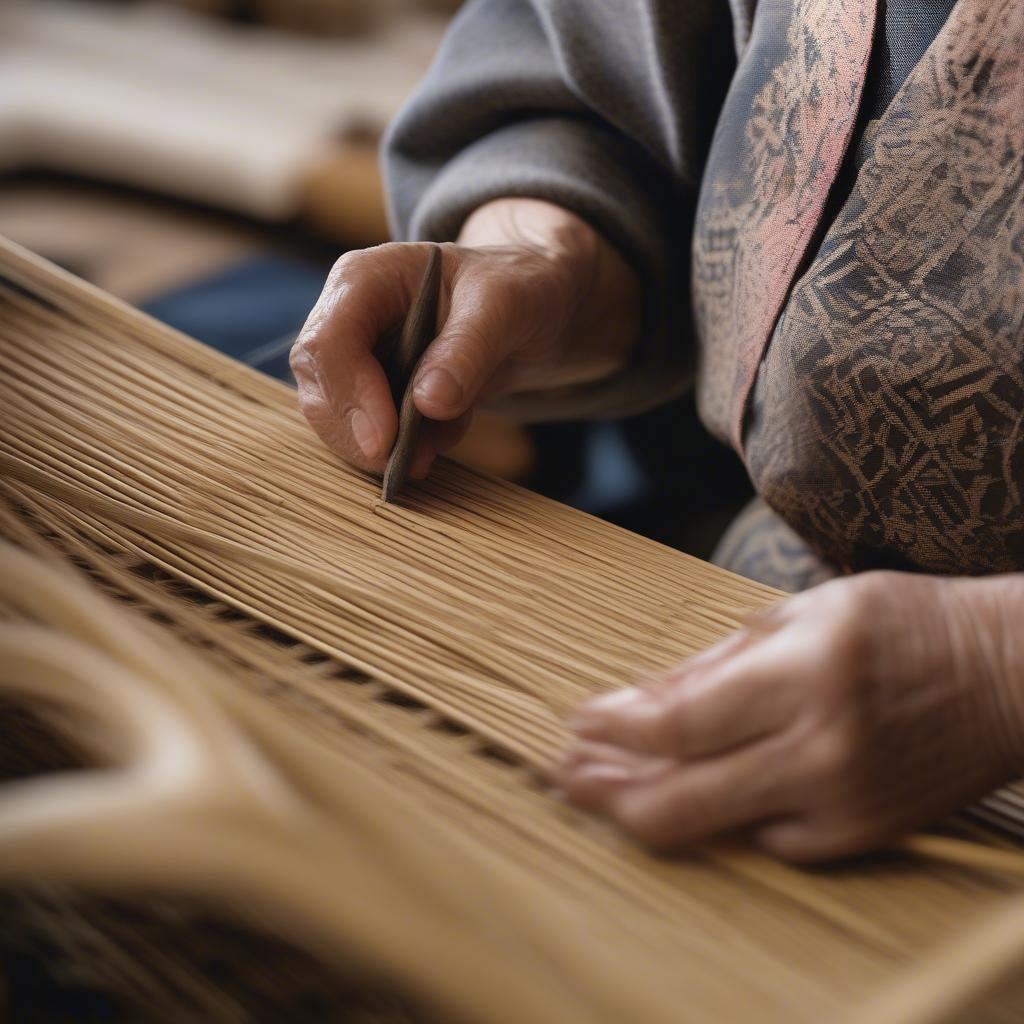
[379,243,442,503]
[6,234,1024,1021]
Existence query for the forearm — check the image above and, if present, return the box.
[457,198,642,394]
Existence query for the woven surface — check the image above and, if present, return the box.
[3,236,1024,1022]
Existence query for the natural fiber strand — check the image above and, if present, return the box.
[4,235,1024,1021]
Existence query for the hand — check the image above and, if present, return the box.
[290,198,640,478]
[559,571,1024,863]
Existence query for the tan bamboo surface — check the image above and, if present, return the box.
[4,234,1024,1021]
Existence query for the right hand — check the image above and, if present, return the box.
[289,198,640,480]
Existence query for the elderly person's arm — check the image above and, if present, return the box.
[559,571,1024,862]
[291,0,733,476]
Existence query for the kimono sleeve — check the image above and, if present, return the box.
[382,0,735,420]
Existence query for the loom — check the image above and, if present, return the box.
[3,234,1024,1021]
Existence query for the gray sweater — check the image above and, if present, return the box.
[382,0,744,420]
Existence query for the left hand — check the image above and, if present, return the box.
[558,571,1024,863]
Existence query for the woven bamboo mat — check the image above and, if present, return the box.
[3,235,1024,1023]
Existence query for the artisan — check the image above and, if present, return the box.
[290,1,1024,863]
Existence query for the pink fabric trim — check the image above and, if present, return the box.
[730,0,878,453]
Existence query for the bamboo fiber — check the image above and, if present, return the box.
[3,234,1024,1021]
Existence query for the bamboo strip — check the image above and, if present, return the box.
[4,234,1024,1022]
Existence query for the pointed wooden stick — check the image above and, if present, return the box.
[381,245,442,503]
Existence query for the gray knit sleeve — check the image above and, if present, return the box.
[382,0,735,421]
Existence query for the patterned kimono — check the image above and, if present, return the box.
[386,0,1024,591]
[697,0,1024,588]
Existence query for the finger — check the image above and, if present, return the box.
[561,739,664,776]
[598,741,793,851]
[556,741,671,808]
[571,639,801,761]
[412,272,521,421]
[291,346,395,473]
[638,625,767,700]
[752,817,864,864]
[290,244,440,471]
[406,411,474,480]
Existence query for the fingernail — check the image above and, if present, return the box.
[570,688,652,739]
[574,762,637,784]
[586,687,649,714]
[414,367,462,410]
[350,408,380,459]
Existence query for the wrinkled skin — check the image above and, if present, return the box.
[559,572,1024,863]
[294,198,1024,867]
[290,198,639,481]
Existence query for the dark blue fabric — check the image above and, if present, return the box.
[141,255,329,381]
[824,0,958,236]
[861,0,959,124]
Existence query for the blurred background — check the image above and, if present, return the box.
[1,0,751,557]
